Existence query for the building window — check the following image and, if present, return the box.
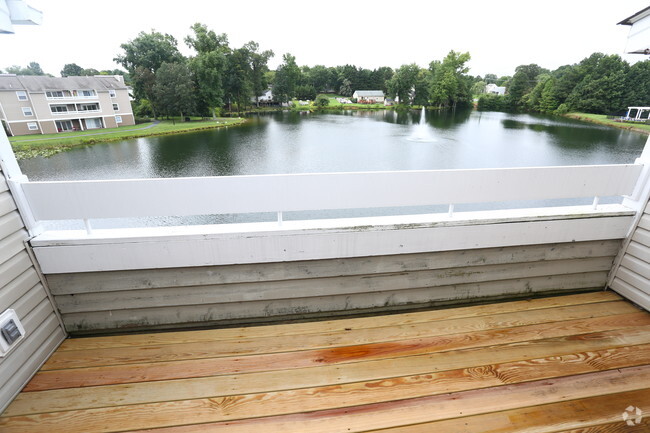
[115,115,123,123]
[78,103,99,112]
[50,105,69,113]
[27,122,38,131]
[113,103,119,111]
[22,107,33,116]
[109,89,117,98]
[16,91,28,101]
[46,90,65,98]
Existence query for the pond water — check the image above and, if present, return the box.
[18,110,648,227]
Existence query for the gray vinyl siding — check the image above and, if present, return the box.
[0,167,65,414]
[45,240,621,334]
[610,202,650,310]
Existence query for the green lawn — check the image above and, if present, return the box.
[565,113,650,134]
[318,95,386,110]
[10,118,245,159]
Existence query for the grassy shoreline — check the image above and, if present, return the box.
[564,113,650,135]
[10,117,246,159]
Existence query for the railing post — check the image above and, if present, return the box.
[0,128,42,236]
[277,211,283,227]
[448,204,454,218]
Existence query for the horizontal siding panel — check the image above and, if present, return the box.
[632,227,650,248]
[0,251,33,289]
[615,266,650,296]
[625,241,650,264]
[610,277,650,311]
[620,254,650,281]
[0,321,65,414]
[639,214,650,231]
[11,284,47,319]
[0,229,28,265]
[54,257,615,314]
[61,271,608,333]
[0,177,7,193]
[0,191,17,217]
[0,211,24,241]
[46,241,621,295]
[0,268,41,311]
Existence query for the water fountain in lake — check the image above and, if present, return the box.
[408,106,436,142]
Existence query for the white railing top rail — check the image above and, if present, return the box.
[17,164,643,222]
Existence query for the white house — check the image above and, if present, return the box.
[352,90,385,103]
[618,6,650,54]
[251,88,273,104]
[485,83,506,95]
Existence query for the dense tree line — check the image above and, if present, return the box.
[477,53,650,115]
[6,27,647,118]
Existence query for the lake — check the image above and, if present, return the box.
[18,110,648,227]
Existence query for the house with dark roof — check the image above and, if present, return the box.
[0,74,134,136]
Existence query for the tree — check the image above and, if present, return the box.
[224,46,254,112]
[114,30,185,111]
[152,62,195,119]
[339,78,352,97]
[387,63,419,104]
[484,73,498,84]
[245,41,274,107]
[185,23,230,118]
[428,51,472,109]
[61,63,83,77]
[471,80,487,96]
[625,60,650,107]
[413,69,431,106]
[274,53,301,103]
[6,62,46,75]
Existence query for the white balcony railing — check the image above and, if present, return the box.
[18,164,643,226]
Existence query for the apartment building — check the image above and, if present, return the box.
[0,74,134,136]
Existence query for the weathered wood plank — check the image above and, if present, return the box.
[59,271,611,333]
[33,215,634,274]
[56,291,623,352]
[28,327,650,392]
[8,341,650,417]
[53,257,615,313]
[46,241,621,294]
[364,389,650,433]
[43,302,639,370]
[4,366,647,433]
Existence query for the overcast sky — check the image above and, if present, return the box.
[2,0,648,78]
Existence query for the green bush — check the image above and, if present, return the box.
[477,94,508,111]
[315,95,330,107]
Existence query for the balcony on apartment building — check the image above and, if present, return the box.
[44,89,99,100]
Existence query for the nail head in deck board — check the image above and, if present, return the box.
[54,291,623,352]
[40,304,644,370]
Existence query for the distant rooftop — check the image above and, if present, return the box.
[0,75,127,92]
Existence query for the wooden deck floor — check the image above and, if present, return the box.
[2,291,650,432]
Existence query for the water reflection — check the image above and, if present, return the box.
[19,111,647,182]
